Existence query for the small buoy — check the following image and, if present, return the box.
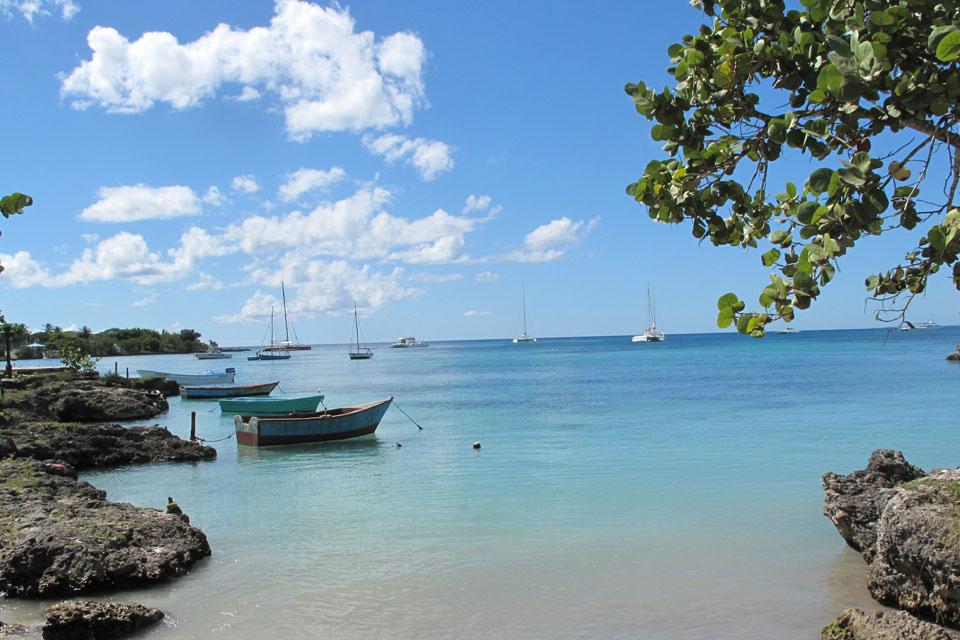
[472,442,481,450]
[395,441,402,448]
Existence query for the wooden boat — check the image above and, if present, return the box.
[196,348,232,360]
[180,381,279,399]
[248,350,291,361]
[219,394,325,417]
[137,368,236,385]
[235,397,393,446]
[348,302,373,360]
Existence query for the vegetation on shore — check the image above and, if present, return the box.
[11,325,212,359]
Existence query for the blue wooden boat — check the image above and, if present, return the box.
[235,398,392,446]
[247,350,291,361]
[219,394,325,417]
[180,381,279,399]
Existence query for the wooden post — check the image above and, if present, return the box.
[125,367,129,379]
[114,361,118,376]
[190,411,197,441]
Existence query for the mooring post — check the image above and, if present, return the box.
[125,367,129,379]
[114,361,118,376]
[190,411,197,441]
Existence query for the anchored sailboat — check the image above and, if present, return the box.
[262,282,311,351]
[249,306,292,360]
[513,285,537,343]
[348,302,373,360]
[632,285,665,343]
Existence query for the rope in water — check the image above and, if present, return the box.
[392,400,423,431]
[198,433,234,443]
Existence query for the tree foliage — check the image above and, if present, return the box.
[0,192,31,276]
[625,0,960,336]
[15,326,210,359]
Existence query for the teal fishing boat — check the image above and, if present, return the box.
[235,397,392,446]
[219,393,325,417]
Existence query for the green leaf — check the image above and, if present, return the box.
[0,193,32,217]
[717,292,739,310]
[936,29,960,62]
[807,168,833,194]
[761,248,781,267]
[717,307,734,328]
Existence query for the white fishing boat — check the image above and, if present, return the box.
[195,348,232,360]
[513,285,537,343]
[348,302,373,360]
[390,337,428,348]
[916,319,941,329]
[776,327,800,335]
[632,285,665,343]
[137,367,236,385]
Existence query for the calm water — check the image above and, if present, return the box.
[3,329,960,638]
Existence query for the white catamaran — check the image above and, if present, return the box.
[632,285,665,343]
[262,282,311,352]
[513,285,537,343]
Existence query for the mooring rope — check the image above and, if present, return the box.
[392,400,423,431]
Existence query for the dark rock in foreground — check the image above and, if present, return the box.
[0,458,210,597]
[43,601,163,640]
[822,608,959,640]
[823,449,924,560]
[4,422,215,470]
[0,619,29,635]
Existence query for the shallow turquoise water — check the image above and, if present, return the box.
[3,329,960,638]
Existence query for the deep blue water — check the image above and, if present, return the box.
[3,328,959,639]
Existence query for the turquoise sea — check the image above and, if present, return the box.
[3,328,960,639]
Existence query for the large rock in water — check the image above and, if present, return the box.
[823,449,924,560]
[869,469,960,628]
[43,601,163,640]
[0,458,210,597]
[822,608,960,639]
[5,423,215,469]
[46,386,168,422]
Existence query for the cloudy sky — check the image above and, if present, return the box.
[1,0,957,343]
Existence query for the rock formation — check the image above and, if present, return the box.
[43,601,164,639]
[823,608,960,640]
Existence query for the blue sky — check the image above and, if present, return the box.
[0,0,957,344]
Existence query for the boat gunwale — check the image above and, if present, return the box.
[247,397,392,424]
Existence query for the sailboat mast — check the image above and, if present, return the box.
[522,285,528,335]
[353,303,360,349]
[281,282,290,342]
[647,285,656,330]
[270,305,275,345]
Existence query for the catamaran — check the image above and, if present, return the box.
[262,282,311,351]
[632,285,665,343]
[248,306,292,361]
[513,285,537,343]
[348,302,373,360]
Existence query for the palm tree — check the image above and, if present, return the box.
[1,319,29,377]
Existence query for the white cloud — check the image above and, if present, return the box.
[131,293,158,307]
[0,251,51,288]
[464,309,492,317]
[232,175,260,194]
[79,184,200,223]
[202,186,226,206]
[409,272,462,283]
[463,194,491,213]
[364,133,454,181]
[218,257,418,322]
[1,0,78,22]
[278,166,347,202]
[502,216,600,263]
[185,272,224,291]
[59,1,427,140]
[230,86,261,102]
[475,270,498,283]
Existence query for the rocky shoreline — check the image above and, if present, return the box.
[822,450,960,639]
[0,369,214,638]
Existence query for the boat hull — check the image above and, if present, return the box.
[632,334,664,342]
[195,353,233,359]
[137,368,236,385]
[261,345,312,351]
[248,353,292,361]
[220,394,324,417]
[181,381,279,399]
[349,352,373,360]
[235,398,392,446]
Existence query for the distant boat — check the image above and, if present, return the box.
[249,305,293,361]
[632,285,665,343]
[180,381,279,399]
[261,282,312,351]
[348,302,373,360]
[776,327,800,335]
[513,285,537,343]
[916,319,941,329]
[195,348,232,360]
[137,368,236,385]
[390,337,428,348]
[235,397,393,446]
[220,394,325,418]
